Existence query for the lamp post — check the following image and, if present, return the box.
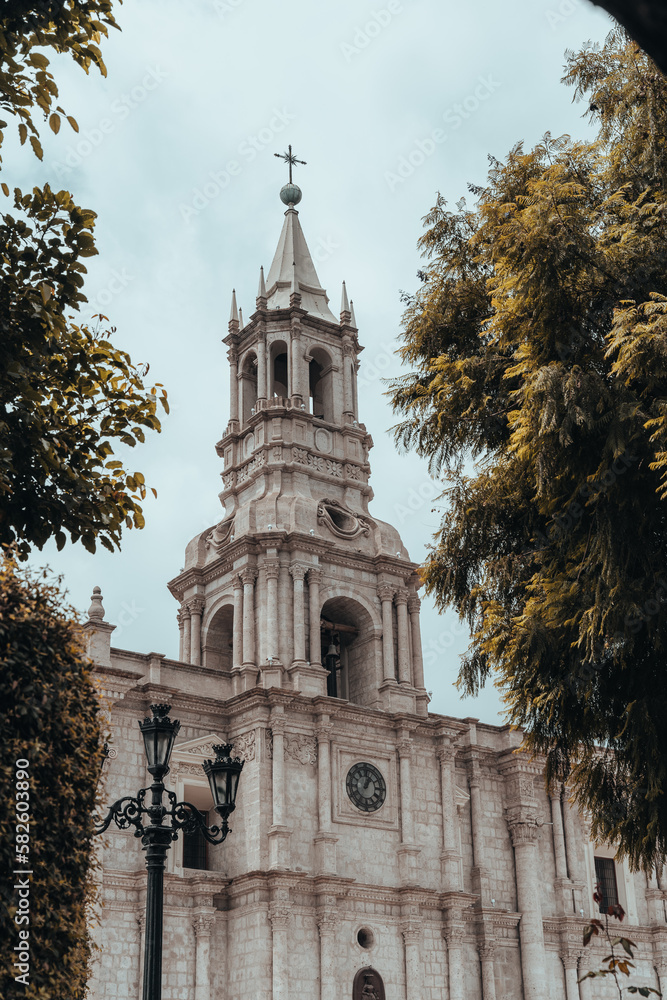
[96,704,244,1000]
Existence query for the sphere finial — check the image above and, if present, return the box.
[280,182,302,206]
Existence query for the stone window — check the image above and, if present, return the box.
[594,855,619,912]
[309,348,334,422]
[241,352,258,423]
[270,339,289,399]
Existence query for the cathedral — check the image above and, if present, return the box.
[87,174,667,1000]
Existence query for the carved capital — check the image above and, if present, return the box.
[240,567,258,587]
[289,563,307,583]
[264,560,281,580]
[187,596,205,616]
[407,595,421,614]
[401,921,421,944]
[560,951,581,971]
[227,348,239,365]
[377,584,395,603]
[179,602,192,621]
[316,722,334,744]
[507,815,540,847]
[192,911,216,936]
[478,943,495,962]
[397,739,413,761]
[268,902,291,929]
[270,715,286,737]
[436,745,456,766]
[316,909,339,934]
[394,588,409,607]
[232,574,244,592]
[308,567,322,585]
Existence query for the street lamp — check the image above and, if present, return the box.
[96,704,244,1000]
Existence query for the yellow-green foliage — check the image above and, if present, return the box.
[0,551,104,999]
[390,29,667,870]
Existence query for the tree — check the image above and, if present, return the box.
[0,1,168,560]
[0,551,105,999]
[390,29,667,870]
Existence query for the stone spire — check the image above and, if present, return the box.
[229,288,239,330]
[265,205,336,321]
[350,299,357,329]
[256,265,267,308]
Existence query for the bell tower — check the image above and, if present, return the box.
[168,166,428,716]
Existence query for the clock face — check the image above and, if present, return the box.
[346,762,386,812]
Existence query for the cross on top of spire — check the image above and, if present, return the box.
[274,144,306,184]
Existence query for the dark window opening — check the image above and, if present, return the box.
[272,351,288,398]
[594,856,619,912]
[183,810,208,870]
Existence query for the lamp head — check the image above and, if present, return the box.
[138,704,180,779]
[202,743,244,820]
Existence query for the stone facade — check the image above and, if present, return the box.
[88,189,667,999]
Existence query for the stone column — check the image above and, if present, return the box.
[577,954,592,1000]
[317,909,338,1000]
[269,901,290,1000]
[655,963,667,998]
[188,597,204,667]
[402,923,423,1000]
[290,564,306,666]
[241,568,257,667]
[551,787,568,880]
[181,604,191,665]
[507,814,546,1000]
[290,327,302,404]
[562,785,586,912]
[468,758,489,904]
[232,575,243,670]
[342,340,354,421]
[257,334,267,403]
[265,561,281,662]
[228,347,239,422]
[398,737,414,844]
[561,954,580,1000]
[646,868,664,924]
[377,585,396,681]
[437,744,462,890]
[192,910,216,1000]
[315,719,337,873]
[395,589,412,684]
[408,595,425,688]
[271,714,286,828]
[177,609,185,661]
[479,944,497,1000]
[444,923,465,1000]
[308,568,322,667]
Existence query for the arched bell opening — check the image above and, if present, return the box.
[320,596,375,706]
[270,339,289,400]
[202,603,234,670]
[241,351,258,424]
[309,347,334,422]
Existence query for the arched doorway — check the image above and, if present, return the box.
[320,596,377,705]
[309,347,334,422]
[202,603,234,670]
[353,967,385,1000]
[241,351,258,423]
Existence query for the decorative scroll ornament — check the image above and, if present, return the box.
[317,498,371,540]
[293,447,342,478]
[205,517,235,551]
[237,451,266,485]
[284,733,318,765]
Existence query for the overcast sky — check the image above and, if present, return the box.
[14,0,613,724]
